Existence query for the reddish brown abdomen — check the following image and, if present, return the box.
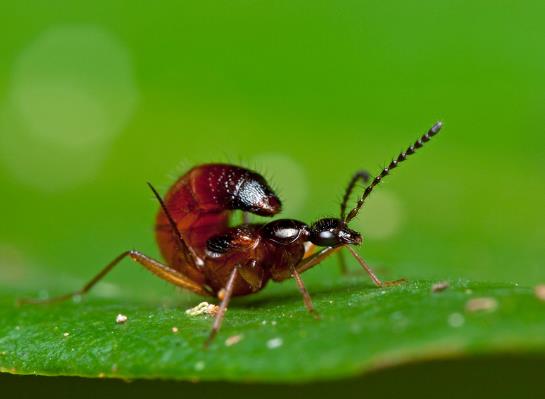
[155,164,281,284]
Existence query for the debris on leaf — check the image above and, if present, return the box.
[535,285,545,301]
[266,337,283,349]
[466,297,498,312]
[431,281,449,293]
[171,326,179,333]
[115,314,128,324]
[63,332,70,337]
[225,335,243,347]
[185,302,220,317]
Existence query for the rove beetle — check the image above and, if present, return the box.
[21,121,443,346]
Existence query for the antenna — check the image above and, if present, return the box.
[340,170,370,220]
[344,121,443,223]
[147,182,199,266]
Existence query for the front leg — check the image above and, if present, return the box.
[290,245,405,288]
[345,246,406,287]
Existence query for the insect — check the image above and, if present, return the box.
[21,121,443,346]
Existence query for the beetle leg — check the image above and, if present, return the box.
[345,246,406,287]
[337,249,368,276]
[271,246,340,282]
[238,259,264,292]
[293,245,404,287]
[18,250,211,305]
[337,250,349,274]
[295,246,343,275]
[205,266,238,348]
[291,266,320,319]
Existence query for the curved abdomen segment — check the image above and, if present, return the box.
[155,164,281,283]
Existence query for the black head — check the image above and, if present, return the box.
[260,122,443,251]
[306,122,443,248]
[309,218,362,247]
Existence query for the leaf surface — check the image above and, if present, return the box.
[1,279,544,382]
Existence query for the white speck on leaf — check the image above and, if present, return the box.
[535,285,545,301]
[466,297,498,312]
[115,314,128,324]
[390,311,409,332]
[185,302,220,317]
[431,281,449,293]
[448,313,465,328]
[225,335,243,347]
[267,337,283,349]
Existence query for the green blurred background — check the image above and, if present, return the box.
[1,0,544,394]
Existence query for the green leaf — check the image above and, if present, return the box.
[1,278,544,382]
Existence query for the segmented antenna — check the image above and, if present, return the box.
[340,170,370,220]
[344,121,443,224]
[147,182,200,266]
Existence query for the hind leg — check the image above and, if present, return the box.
[19,250,211,305]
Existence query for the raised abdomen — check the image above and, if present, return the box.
[154,164,281,284]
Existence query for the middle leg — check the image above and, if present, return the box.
[291,266,320,319]
[205,266,238,348]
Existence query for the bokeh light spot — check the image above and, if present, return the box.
[0,103,108,192]
[11,25,138,150]
[351,190,404,240]
[251,153,308,218]
[0,243,29,284]
[1,25,139,191]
